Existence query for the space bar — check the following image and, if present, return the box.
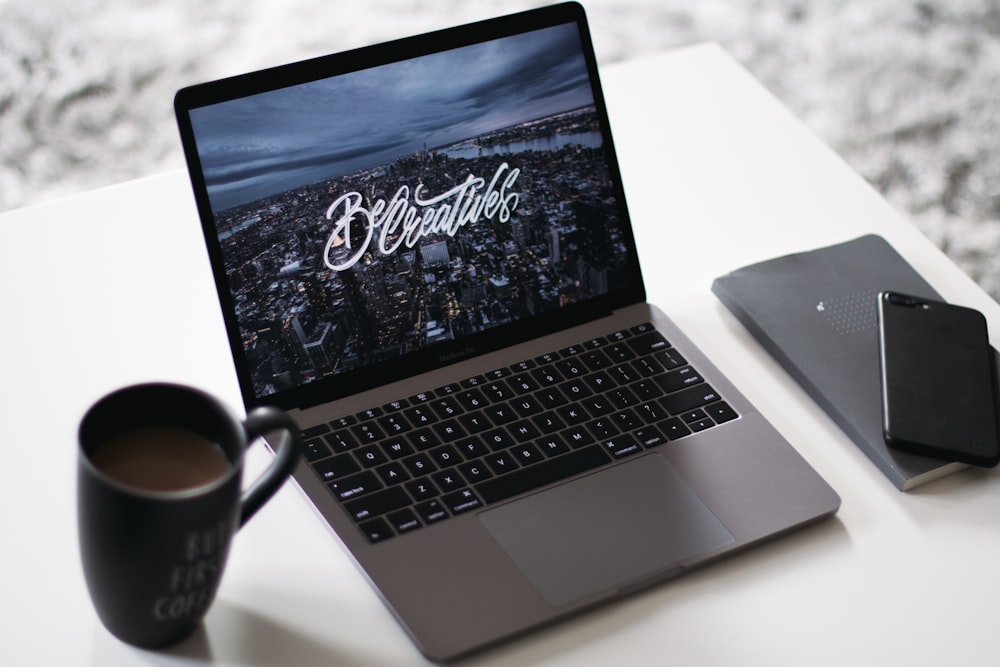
[475,445,611,504]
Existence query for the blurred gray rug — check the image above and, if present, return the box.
[2,0,998,296]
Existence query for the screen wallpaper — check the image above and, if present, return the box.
[189,23,631,398]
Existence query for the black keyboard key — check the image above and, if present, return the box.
[409,391,435,404]
[556,357,587,379]
[330,470,383,502]
[356,406,383,421]
[431,397,462,419]
[557,403,591,425]
[636,400,670,424]
[511,395,544,417]
[680,409,708,424]
[582,394,614,417]
[432,469,465,492]
[559,378,593,402]
[475,445,611,504]
[706,401,739,424]
[587,417,619,439]
[608,328,631,342]
[510,419,541,441]
[510,442,544,466]
[442,488,482,515]
[407,428,437,451]
[458,411,492,433]
[325,429,359,453]
[626,330,671,355]
[402,452,436,477]
[537,433,570,456]
[302,438,330,462]
[344,486,410,522]
[483,427,518,451]
[430,444,462,468]
[485,366,510,381]
[690,418,714,432]
[633,355,664,377]
[635,426,668,448]
[381,437,414,459]
[584,371,614,393]
[633,379,663,401]
[432,419,466,442]
[509,359,536,373]
[387,508,421,534]
[461,375,487,388]
[601,434,642,459]
[414,499,449,524]
[377,412,410,436]
[479,383,510,403]
[313,454,361,482]
[458,460,494,483]
[455,436,489,458]
[562,425,594,448]
[610,408,643,431]
[383,398,409,412]
[609,364,640,385]
[581,349,612,371]
[605,342,637,363]
[656,348,687,370]
[661,416,692,440]
[660,384,721,414]
[508,374,539,394]
[537,387,568,409]
[302,424,330,439]
[406,477,438,501]
[656,366,704,394]
[404,404,439,426]
[329,415,357,430]
[607,387,639,409]
[531,365,563,386]
[484,403,517,424]
[532,411,566,434]
[375,461,410,486]
[354,444,388,468]
[351,422,386,445]
[534,351,560,365]
[359,517,393,543]
[484,451,520,475]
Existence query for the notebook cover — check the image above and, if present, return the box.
[711,234,967,490]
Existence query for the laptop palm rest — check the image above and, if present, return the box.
[479,453,735,608]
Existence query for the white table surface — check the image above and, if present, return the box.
[2,43,997,667]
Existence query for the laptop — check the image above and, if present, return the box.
[174,2,840,660]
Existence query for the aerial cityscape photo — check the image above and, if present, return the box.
[189,24,633,397]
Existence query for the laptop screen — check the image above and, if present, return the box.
[177,8,643,407]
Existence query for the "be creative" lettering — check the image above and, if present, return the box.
[323,162,521,272]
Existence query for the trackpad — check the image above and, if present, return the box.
[480,454,734,608]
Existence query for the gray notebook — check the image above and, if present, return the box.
[712,234,969,490]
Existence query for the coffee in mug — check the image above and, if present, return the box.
[91,426,231,492]
[78,383,301,649]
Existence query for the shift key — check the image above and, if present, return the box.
[343,486,410,522]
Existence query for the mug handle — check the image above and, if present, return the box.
[238,406,301,527]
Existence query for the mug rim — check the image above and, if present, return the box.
[79,382,246,500]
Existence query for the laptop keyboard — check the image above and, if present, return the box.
[299,322,739,543]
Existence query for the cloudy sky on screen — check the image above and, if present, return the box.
[189,22,593,212]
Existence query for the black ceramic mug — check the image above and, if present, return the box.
[77,383,300,649]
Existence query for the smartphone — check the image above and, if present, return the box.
[877,291,1000,467]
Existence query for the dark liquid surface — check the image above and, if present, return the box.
[92,426,231,492]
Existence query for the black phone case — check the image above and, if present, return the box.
[877,291,1000,467]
